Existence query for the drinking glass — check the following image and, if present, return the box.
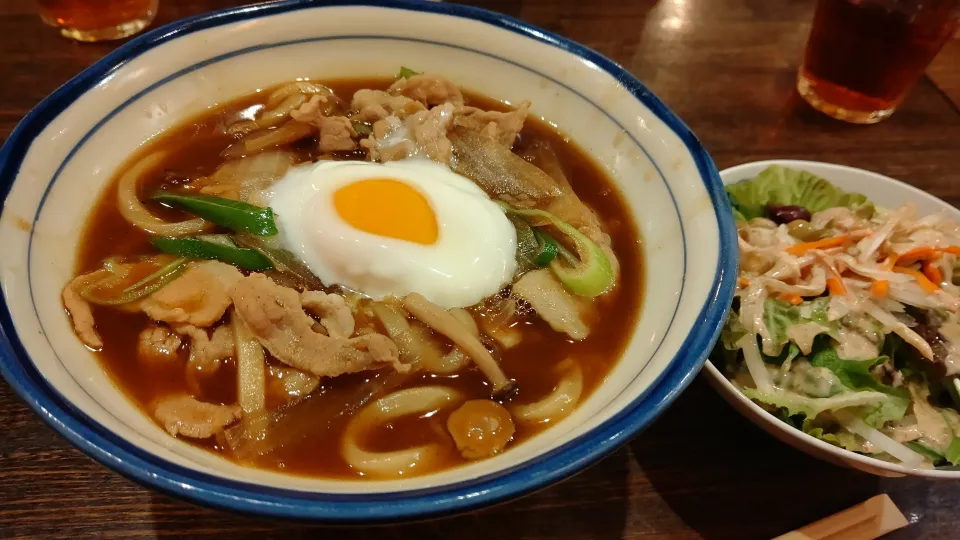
[798,0,960,124]
[37,0,158,42]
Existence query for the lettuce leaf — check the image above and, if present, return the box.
[763,297,840,357]
[741,386,893,419]
[726,165,874,221]
[905,441,946,464]
[807,346,909,426]
[859,397,911,427]
[719,309,746,351]
[720,298,839,363]
[945,438,960,466]
[804,425,864,452]
[903,438,960,467]
[808,347,908,399]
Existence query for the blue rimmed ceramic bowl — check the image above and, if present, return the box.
[0,0,736,522]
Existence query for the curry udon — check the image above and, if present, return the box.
[63,73,642,479]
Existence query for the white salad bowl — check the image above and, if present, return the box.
[0,0,738,520]
[704,159,960,479]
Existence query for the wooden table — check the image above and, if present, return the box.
[1,1,958,538]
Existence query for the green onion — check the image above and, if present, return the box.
[510,215,539,272]
[152,192,278,236]
[352,122,373,137]
[120,257,188,294]
[151,236,273,271]
[233,234,326,291]
[80,257,188,306]
[398,66,420,79]
[196,234,238,248]
[533,229,559,267]
[499,203,614,297]
[510,216,561,272]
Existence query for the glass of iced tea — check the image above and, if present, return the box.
[37,0,158,42]
[798,0,959,124]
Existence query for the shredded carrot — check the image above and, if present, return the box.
[778,293,803,305]
[820,260,848,296]
[786,236,850,255]
[942,246,960,256]
[870,279,889,297]
[897,247,938,265]
[882,255,898,270]
[923,260,944,286]
[893,267,939,294]
[738,277,751,288]
[827,277,846,295]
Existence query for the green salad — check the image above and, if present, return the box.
[715,166,960,468]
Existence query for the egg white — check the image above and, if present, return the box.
[266,159,518,308]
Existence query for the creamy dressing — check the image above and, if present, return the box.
[835,328,880,360]
[785,360,845,398]
[937,319,960,376]
[787,322,829,355]
[910,385,954,453]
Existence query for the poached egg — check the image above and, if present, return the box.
[266,159,517,308]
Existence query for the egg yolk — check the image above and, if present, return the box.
[333,178,439,245]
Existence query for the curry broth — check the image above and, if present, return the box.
[76,77,643,479]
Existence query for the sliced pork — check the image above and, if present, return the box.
[137,324,182,364]
[388,74,464,107]
[153,395,241,439]
[62,274,102,349]
[230,274,405,378]
[141,261,242,327]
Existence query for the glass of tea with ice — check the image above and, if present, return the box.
[37,0,158,42]
[798,0,959,124]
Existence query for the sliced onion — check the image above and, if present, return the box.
[116,151,211,236]
[834,410,926,467]
[740,332,774,393]
[227,94,307,135]
[224,121,315,158]
[204,151,293,205]
[410,324,469,375]
[265,82,334,110]
[268,364,320,400]
[233,310,266,416]
[862,299,934,360]
[370,302,423,366]
[480,296,523,349]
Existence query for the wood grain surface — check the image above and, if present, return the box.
[1,1,959,539]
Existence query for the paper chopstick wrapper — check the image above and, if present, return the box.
[772,494,908,540]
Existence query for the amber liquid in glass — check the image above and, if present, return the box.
[799,0,959,123]
[37,0,158,42]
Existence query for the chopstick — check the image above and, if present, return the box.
[772,494,908,540]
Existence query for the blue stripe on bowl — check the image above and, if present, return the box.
[0,0,738,522]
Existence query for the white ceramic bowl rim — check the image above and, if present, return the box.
[0,0,739,520]
[707,159,960,479]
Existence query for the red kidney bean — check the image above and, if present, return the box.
[765,204,812,224]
